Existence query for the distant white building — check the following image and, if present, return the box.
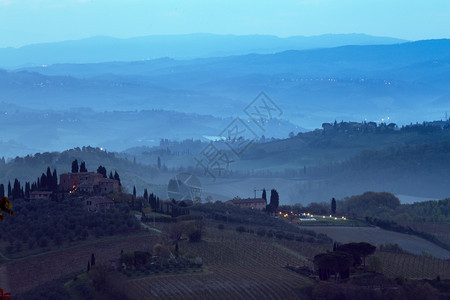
[226,197,267,211]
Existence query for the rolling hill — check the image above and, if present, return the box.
[0,33,406,67]
[0,39,448,130]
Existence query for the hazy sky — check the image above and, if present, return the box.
[1,0,449,47]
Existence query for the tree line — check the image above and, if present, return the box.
[0,198,140,256]
[314,242,376,281]
[0,166,58,200]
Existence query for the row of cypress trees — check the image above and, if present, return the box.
[0,166,58,200]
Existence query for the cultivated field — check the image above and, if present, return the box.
[128,265,309,300]
[396,221,450,246]
[305,225,450,259]
[4,221,449,298]
[127,230,315,299]
[1,233,159,294]
[377,251,450,279]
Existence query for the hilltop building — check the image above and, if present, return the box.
[59,172,119,194]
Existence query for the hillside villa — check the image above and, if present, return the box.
[84,196,115,212]
[59,172,120,195]
[226,197,267,211]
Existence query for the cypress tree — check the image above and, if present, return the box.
[132,186,136,209]
[148,193,154,209]
[0,184,4,198]
[143,189,148,201]
[52,169,58,190]
[269,189,279,211]
[72,159,79,173]
[13,178,21,200]
[331,197,337,215]
[114,171,121,185]
[46,167,52,189]
[97,165,107,178]
[40,173,47,191]
[7,181,11,198]
[80,161,87,172]
[91,253,96,266]
[25,182,30,199]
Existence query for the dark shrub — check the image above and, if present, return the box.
[257,228,267,237]
[275,231,284,239]
[306,237,315,243]
[189,230,202,242]
[285,233,294,241]
[236,226,246,233]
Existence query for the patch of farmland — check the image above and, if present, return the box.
[396,221,450,247]
[3,234,159,295]
[128,265,310,300]
[377,252,450,279]
[128,233,315,299]
[305,226,450,259]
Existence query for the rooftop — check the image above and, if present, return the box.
[227,198,266,204]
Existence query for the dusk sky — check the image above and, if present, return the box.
[0,0,449,47]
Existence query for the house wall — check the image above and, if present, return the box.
[59,172,117,194]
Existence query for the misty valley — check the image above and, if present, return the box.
[0,31,449,300]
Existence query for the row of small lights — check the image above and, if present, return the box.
[278,211,347,221]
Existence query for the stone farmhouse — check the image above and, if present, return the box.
[84,196,115,212]
[59,172,120,195]
[226,197,267,211]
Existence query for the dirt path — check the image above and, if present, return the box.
[134,213,162,233]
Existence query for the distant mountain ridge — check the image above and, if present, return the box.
[0,33,407,67]
[1,39,449,128]
[21,39,450,81]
